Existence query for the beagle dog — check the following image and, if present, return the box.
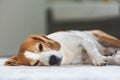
[5,30,120,66]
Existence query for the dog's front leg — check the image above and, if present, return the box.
[81,39,107,66]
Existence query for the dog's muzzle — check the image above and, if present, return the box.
[24,50,62,66]
[39,50,62,66]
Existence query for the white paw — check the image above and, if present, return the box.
[113,52,120,65]
[92,56,108,66]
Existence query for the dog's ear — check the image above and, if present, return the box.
[30,34,61,51]
[47,40,61,51]
[30,34,47,43]
[5,56,20,66]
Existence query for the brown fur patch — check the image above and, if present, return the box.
[90,30,120,48]
[5,56,20,66]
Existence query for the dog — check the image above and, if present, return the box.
[5,30,120,66]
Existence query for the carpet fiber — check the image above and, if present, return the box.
[0,58,120,80]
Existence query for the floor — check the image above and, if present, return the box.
[0,58,120,80]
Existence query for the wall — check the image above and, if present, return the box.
[0,0,46,57]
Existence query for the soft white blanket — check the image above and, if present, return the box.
[0,58,120,80]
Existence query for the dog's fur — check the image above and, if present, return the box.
[5,30,120,66]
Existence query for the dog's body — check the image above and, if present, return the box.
[5,30,120,66]
[47,30,105,65]
[47,30,120,66]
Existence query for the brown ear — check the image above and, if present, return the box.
[47,40,61,51]
[30,34,46,42]
[5,56,20,66]
[30,34,61,50]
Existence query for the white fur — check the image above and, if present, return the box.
[24,51,40,60]
[107,50,120,65]
[24,50,62,66]
[24,51,40,65]
[47,31,107,66]
[114,50,120,64]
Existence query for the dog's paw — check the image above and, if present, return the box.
[113,51,120,65]
[92,56,108,66]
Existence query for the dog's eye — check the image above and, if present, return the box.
[39,44,43,51]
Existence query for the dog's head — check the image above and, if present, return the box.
[5,34,62,66]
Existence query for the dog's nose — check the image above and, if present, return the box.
[49,55,62,66]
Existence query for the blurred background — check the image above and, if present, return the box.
[0,0,120,57]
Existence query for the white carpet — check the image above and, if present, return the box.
[0,58,120,80]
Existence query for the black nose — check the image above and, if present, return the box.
[49,55,61,66]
